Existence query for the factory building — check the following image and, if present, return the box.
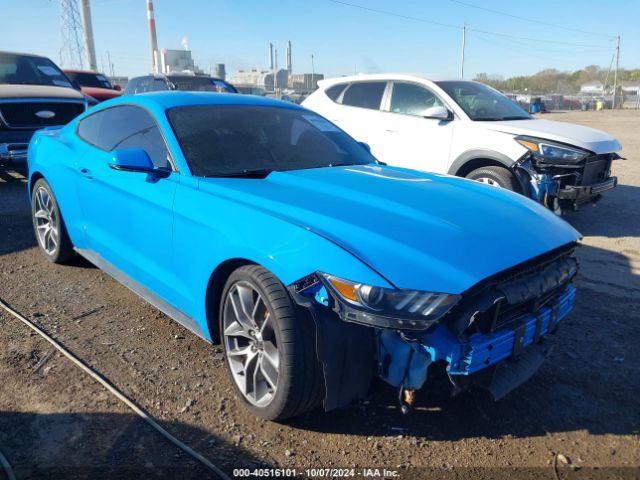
[229,68,289,92]
[288,73,324,92]
[228,41,322,94]
[214,63,226,80]
[160,49,204,75]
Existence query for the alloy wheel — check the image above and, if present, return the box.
[222,281,280,407]
[34,186,59,255]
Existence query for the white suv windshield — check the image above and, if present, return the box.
[436,81,530,121]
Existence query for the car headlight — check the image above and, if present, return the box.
[516,136,589,164]
[321,274,460,330]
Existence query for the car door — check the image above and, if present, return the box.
[328,81,390,159]
[377,81,454,173]
[74,105,179,303]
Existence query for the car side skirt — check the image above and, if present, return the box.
[75,248,209,342]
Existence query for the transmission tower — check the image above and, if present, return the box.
[59,0,86,69]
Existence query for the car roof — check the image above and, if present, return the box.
[317,73,462,88]
[63,69,104,74]
[0,50,50,59]
[103,91,304,110]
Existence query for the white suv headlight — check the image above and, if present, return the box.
[516,136,589,164]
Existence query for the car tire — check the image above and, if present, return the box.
[466,166,520,192]
[31,178,75,264]
[219,265,324,421]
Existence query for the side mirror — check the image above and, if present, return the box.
[358,141,371,153]
[423,106,451,121]
[109,148,167,176]
[113,85,122,91]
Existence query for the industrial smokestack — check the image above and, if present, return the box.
[269,42,274,70]
[275,49,278,70]
[146,0,159,73]
[79,0,97,71]
[286,40,292,73]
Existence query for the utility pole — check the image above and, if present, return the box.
[460,23,466,79]
[78,0,97,70]
[612,35,620,109]
[59,0,85,69]
[107,51,113,77]
[603,53,615,95]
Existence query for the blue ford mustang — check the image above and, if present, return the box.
[27,92,581,420]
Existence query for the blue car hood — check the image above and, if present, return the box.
[199,164,580,293]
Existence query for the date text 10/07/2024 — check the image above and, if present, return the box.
[233,468,400,477]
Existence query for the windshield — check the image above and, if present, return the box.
[66,71,113,89]
[167,105,376,177]
[167,76,237,93]
[0,53,73,88]
[436,81,530,121]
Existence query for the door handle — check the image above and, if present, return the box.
[79,167,93,179]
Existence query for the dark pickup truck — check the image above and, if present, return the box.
[0,51,87,168]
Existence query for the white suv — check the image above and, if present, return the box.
[302,73,621,213]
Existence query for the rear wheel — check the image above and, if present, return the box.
[219,265,323,421]
[466,165,520,192]
[31,178,74,263]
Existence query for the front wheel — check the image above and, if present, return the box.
[219,265,323,421]
[466,165,520,192]
[31,178,74,263]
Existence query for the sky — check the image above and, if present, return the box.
[2,0,639,80]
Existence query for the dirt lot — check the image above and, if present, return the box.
[1,110,639,479]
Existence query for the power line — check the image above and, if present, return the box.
[448,0,616,39]
[325,0,461,31]
[324,0,614,49]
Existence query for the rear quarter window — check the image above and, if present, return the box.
[325,83,348,102]
[341,82,386,109]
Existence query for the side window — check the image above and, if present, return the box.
[341,82,386,110]
[151,78,168,91]
[390,83,443,116]
[135,77,151,94]
[77,105,171,169]
[114,126,170,168]
[77,111,105,147]
[123,78,138,95]
[325,83,347,102]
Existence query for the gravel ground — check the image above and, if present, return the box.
[0,110,639,479]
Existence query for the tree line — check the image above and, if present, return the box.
[474,65,640,94]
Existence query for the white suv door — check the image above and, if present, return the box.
[375,82,454,173]
[324,81,390,158]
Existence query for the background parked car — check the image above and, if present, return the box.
[303,74,622,213]
[0,50,87,168]
[124,73,237,95]
[63,69,123,102]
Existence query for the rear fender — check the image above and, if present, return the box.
[28,128,88,247]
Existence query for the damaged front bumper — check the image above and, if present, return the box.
[378,284,574,399]
[514,151,619,213]
[289,246,578,411]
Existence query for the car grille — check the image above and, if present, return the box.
[581,154,613,186]
[0,101,85,129]
[446,243,578,336]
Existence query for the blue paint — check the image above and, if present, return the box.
[379,285,575,388]
[529,172,559,203]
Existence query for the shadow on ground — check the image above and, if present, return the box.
[564,184,640,238]
[0,411,269,480]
